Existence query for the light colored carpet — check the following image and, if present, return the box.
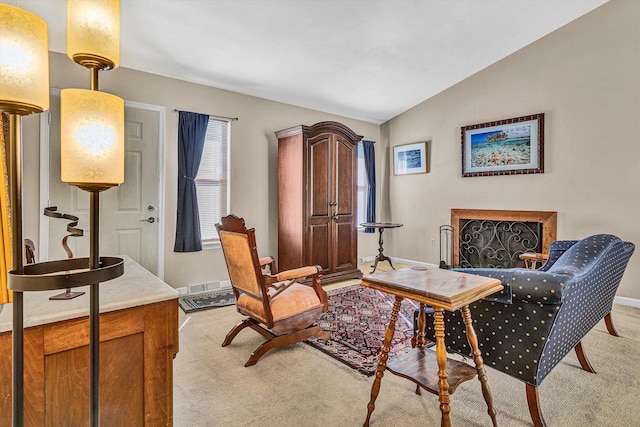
[174,270,640,426]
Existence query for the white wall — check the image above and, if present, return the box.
[23,52,381,288]
[381,0,640,299]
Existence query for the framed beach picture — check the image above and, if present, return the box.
[394,142,427,175]
[461,113,544,177]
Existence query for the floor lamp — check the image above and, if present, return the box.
[1,2,124,426]
[1,6,50,425]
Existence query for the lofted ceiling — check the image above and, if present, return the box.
[8,0,608,124]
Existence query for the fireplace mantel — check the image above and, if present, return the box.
[451,209,557,268]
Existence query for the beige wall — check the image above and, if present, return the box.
[22,0,638,299]
[24,52,381,288]
[381,0,640,299]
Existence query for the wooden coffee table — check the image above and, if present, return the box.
[361,266,503,427]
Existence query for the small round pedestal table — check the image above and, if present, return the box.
[360,222,403,273]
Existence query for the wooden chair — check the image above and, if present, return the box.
[216,214,330,366]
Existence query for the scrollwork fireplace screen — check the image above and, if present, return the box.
[451,209,557,269]
[458,219,542,268]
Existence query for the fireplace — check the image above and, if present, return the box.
[450,209,557,269]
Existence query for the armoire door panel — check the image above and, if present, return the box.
[335,138,355,216]
[334,218,356,271]
[309,221,330,270]
[308,135,331,218]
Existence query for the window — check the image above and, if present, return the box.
[356,142,367,227]
[195,117,230,243]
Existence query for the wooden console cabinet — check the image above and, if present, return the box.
[0,258,178,426]
[276,121,363,284]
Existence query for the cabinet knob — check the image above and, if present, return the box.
[329,202,337,206]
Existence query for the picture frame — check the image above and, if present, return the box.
[393,141,427,175]
[461,113,544,177]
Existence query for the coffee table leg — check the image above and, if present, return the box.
[461,305,498,427]
[363,296,403,427]
[434,308,452,427]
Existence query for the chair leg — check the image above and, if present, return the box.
[222,318,276,348]
[245,325,327,367]
[604,312,620,337]
[222,319,252,347]
[525,384,547,427]
[574,340,596,373]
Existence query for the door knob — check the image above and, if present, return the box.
[140,217,156,223]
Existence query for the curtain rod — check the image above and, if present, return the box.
[173,108,238,122]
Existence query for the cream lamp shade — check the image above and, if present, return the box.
[67,0,120,70]
[0,4,50,114]
[61,88,124,189]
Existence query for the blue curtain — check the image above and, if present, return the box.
[363,140,376,233]
[174,111,209,252]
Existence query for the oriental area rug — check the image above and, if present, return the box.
[306,283,421,376]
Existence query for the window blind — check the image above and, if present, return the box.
[196,118,229,241]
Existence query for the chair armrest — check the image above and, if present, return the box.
[273,265,320,281]
[263,265,327,309]
[453,268,513,304]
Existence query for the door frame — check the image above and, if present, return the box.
[39,97,166,279]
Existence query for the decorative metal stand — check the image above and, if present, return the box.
[45,206,86,300]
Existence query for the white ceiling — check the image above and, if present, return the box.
[9,0,608,124]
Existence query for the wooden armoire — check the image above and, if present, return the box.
[276,121,363,284]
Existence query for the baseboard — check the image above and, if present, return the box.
[358,255,437,268]
[614,296,640,309]
[389,257,438,268]
[358,256,375,264]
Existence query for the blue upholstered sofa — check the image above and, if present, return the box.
[423,234,635,426]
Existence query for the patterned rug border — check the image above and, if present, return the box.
[178,288,236,313]
[306,283,419,376]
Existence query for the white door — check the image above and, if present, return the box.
[46,94,161,275]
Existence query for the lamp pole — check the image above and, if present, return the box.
[8,112,25,427]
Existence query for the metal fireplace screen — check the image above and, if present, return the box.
[458,219,543,269]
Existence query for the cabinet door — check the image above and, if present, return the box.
[307,133,332,271]
[332,135,358,272]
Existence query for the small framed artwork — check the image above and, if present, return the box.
[461,113,544,177]
[393,142,427,175]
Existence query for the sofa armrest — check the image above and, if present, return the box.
[454,267,570,304]
[453,268,514,304]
